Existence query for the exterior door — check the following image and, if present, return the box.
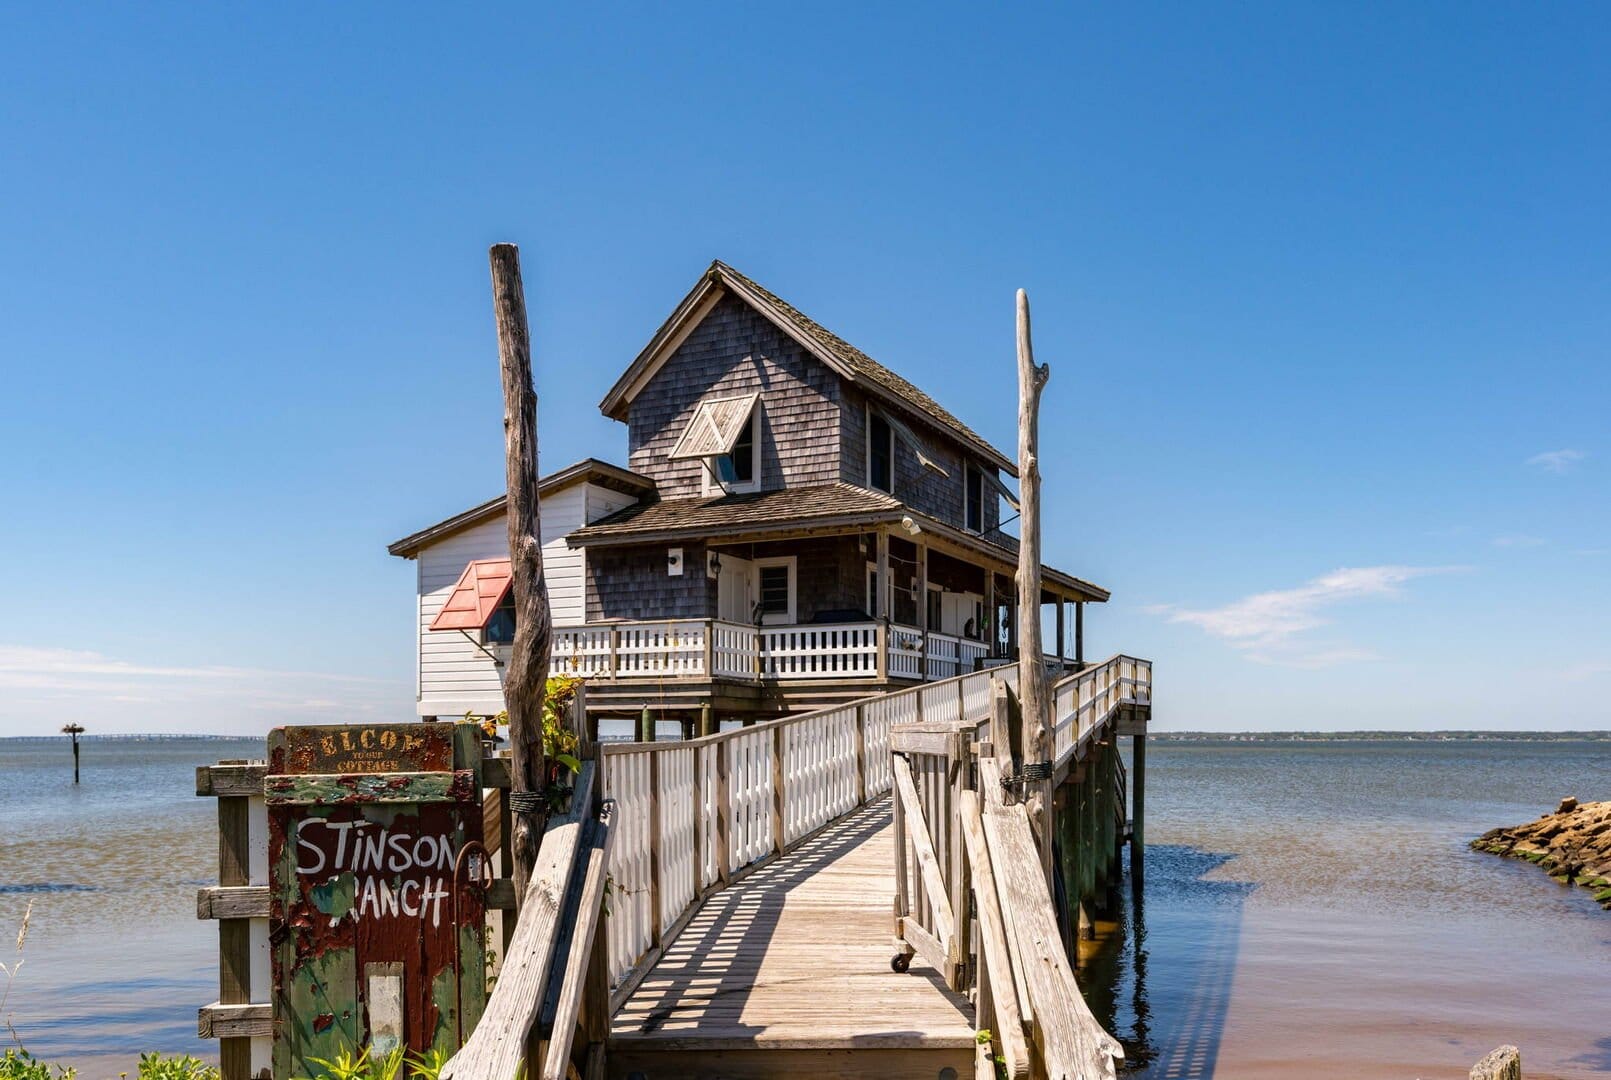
[717,554,757,623]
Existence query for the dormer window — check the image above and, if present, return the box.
[668,391,762,495]
[965,463,984,533]
[869,412,893,493]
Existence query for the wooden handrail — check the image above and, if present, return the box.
[538,801,615,1080]
[441,762,598,1080]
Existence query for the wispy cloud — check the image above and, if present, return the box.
[0,645,408,735]
[1152,565,1459,667]
[1492,534,1547,549]
[1525,449,1585,473]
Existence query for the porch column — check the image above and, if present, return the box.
[875,529,890,620]
[917,542,928,679]
[984,570,996,657]
[1075,601,1084,667]
[1055,596,1066,665]
[1006,580,1018,659]
[917,543,928,630]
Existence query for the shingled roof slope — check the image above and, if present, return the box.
[570,483,903,543]
[600,261,1018,475]
[712,262,1015,474]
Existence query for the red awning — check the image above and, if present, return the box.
[429,558,513,631]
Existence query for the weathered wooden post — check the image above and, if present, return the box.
[639,706,656,743]
[62,723,84,783]
[490,242,551,906]
[1131,731,1146,891]
[1015,288,1054,882]
[700,703,716,738]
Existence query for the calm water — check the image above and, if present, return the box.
[1086,739,1611,1080]
[1,736,1608,1078]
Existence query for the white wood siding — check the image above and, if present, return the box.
[414,482,638,717]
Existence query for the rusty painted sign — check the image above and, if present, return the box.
[268,721,487,1077]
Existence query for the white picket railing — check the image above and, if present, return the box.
[597,654,1152,1001]
[759,623,879,679]
[548,618,999,684]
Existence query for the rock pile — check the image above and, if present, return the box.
[1472,798,1611,910]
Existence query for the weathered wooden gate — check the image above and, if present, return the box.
[265,721,488,1076]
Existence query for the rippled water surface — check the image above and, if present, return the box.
[1,735,1608,1078]
[1087,739,1611,1080]
[0,737,261,1076]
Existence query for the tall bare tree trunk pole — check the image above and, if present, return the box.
[1015,288,1054,882]
[490,243,552,909]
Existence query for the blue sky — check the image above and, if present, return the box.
[1,4,1606,735]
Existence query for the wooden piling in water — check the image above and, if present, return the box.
[1090,741,1110,905]
[62,723,84,783]
[1077,762,1095,939]
[1131,731,1146,890]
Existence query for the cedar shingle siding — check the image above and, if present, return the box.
[586,543,715,622]
[738,537,871,623]
[629,294,841,497]
[839,386,1003,536]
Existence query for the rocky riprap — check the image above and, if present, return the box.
[1472,797,1611,910]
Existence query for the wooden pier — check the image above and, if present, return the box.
[452,655,1150,1080]
[195,655,1150,1079]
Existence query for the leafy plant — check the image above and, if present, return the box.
[404,1048,449,1080]
[0,1049,73,1080]
[297,1044,405,1080]
[467,675,587,810]
[135,1054,218,1080]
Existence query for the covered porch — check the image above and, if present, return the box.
[565,504,1105,689]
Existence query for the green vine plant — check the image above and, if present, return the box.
[466,676,586,813]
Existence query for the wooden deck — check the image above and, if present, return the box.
[608,798,975,1079]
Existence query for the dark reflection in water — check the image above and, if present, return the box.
[1079,846,1256,1079]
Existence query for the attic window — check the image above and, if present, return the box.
[668,391,762,494]
[965,463,984,533]
[869,412,893,493]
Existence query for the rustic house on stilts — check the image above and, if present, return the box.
[198,258,1151,1080]
[389,261,1109,729]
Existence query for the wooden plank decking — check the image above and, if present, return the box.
[609,798,975,1079]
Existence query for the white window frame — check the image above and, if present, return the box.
[865,404,895,494]
[701,402,763,496]
[754,555,797,625]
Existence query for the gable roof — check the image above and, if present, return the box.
[599,261,1019,477]
[387,458,654,559]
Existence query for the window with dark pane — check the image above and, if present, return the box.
[759,565,791,617]
[869,413,893,492]
[725,414,755,484]
[966,463,984,532]
[484,590,516,644]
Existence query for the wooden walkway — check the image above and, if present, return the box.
[609,798,975,1079]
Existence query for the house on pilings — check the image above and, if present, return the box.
[387,261,1109,727]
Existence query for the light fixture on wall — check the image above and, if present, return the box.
[900,516,922,536]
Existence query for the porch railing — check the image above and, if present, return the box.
[550,618,1002,683]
